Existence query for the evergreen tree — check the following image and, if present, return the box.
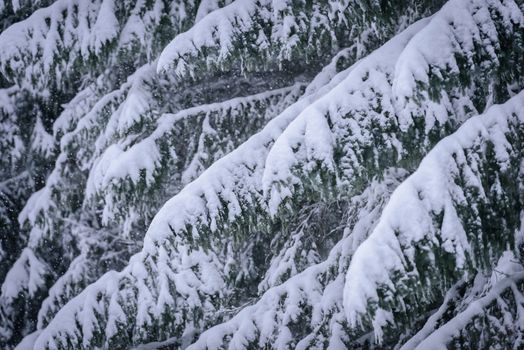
[0,0,523,349]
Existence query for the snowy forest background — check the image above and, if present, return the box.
[0,0,523,349]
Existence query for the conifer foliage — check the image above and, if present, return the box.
[0,0,523,349]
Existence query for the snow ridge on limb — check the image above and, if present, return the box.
[185,1,524,344]
[0,0,204,95]
[417,272,524,349]
[6,74,303,349]
[186,57,524,350]
[0,0,124,92]
[401,251,524,349]
[32,0,524,348]
[32,50,360,350]
[262,0,524,215]
[0,0,54,32]
[1,0,301,348]
[186,168,407,350]
[0,5,218,338]
[85,83,305,233]
[157,0,444,79]
[189,88,524,349]
[33,83,304,328]
[343,90,524,344]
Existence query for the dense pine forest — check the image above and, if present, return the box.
[0,0,523,349]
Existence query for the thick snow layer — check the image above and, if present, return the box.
[187,169,406,349]
[262,0,524,214]
[413,271,524,349]
[188,88,524,348]
[262,17,429,215]
[32,43,357,349]
[84,80,304,231]
[0,0,322,347]
[13,330,41,350]
[0,0,208,92]
[158,0,265,74]
[9,69,304,348]
[157,0,381,77]
[0,248,48,300]
[343,89,524,339]
[0,0,120,82]
[86,84,304,199]
[141,66,353,250]
[31,0,524,347]
[400,251,524,350]
[13,0,524,348]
